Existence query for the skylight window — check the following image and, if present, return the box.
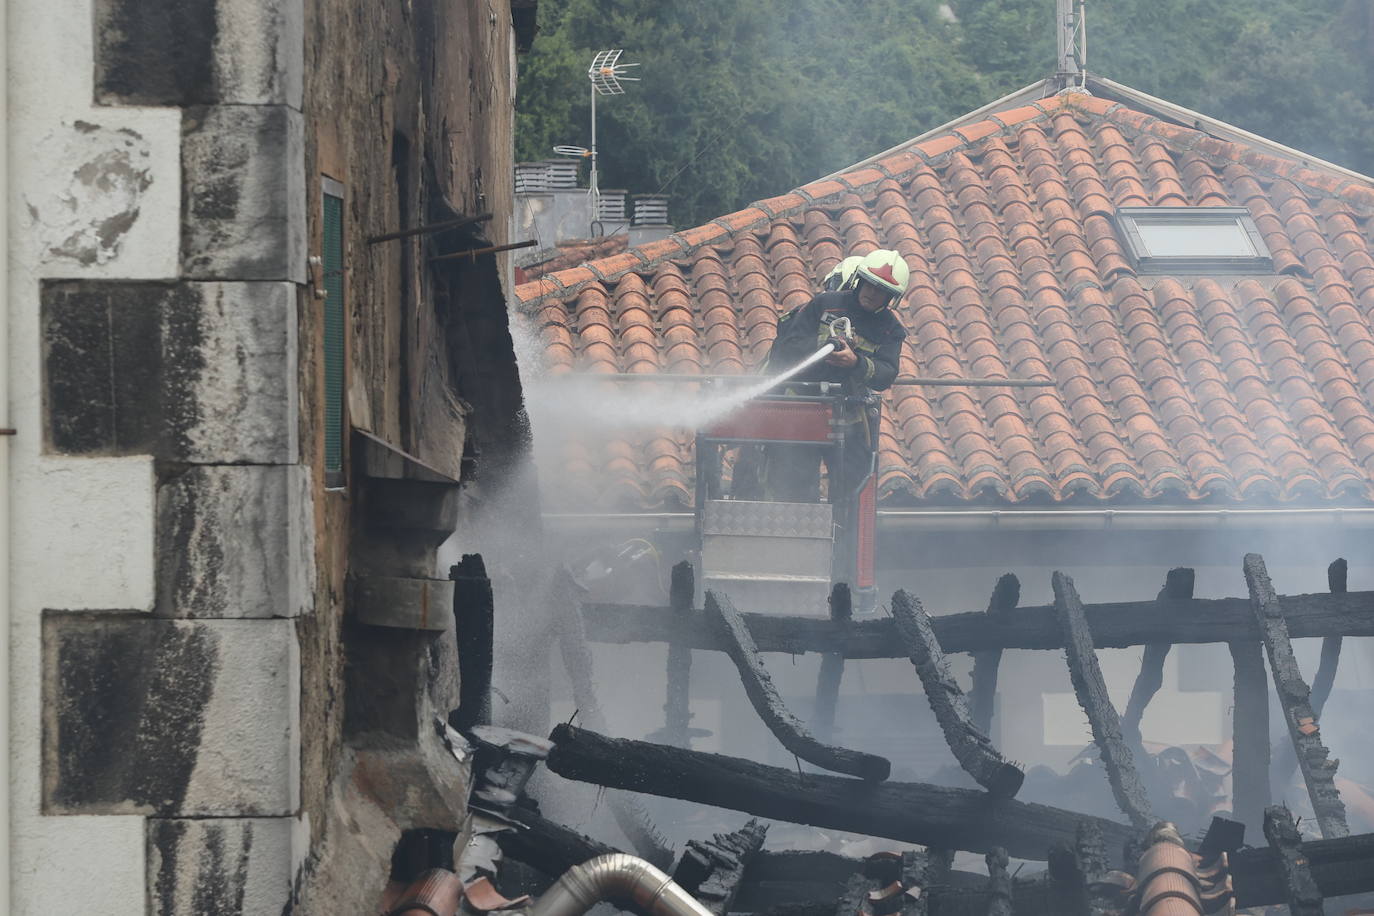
[1112,207,1273,274]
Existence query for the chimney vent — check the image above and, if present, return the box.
[632,195,669,227]
[597,190,627,223]
[547,159,580,190]
[514,162,553,194]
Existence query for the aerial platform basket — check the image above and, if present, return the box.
[695,385,877,617]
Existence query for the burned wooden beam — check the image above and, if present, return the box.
[1231,831,1374,906]
[1272,558,1347,790]
[706,590,890,782]
[1243,554,1348,839]
[1052,572,1154,830]
[450,554,495,731]
[1228,632,1270,835]
[1120,568,1193,748]
[494,807,617,876]
[1045,843,1089,916]
[1312,558,1346,715]
[551,569,676,868]
[982,849,1012,916]
[812,584,852,744]
[1262,805,1323,916]
[674,819,769,916]
[890,590,1023,797]
[968,574,1019,737]
[651,561,696,748]
[545,724,1135,862]
[581,587,1374,657]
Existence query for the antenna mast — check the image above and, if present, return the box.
[585,50,639,235]
[1055,0,1087,92]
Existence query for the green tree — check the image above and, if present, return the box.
[516,0,1374,230]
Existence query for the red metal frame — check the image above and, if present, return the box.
[855,474,877,590]
[701,399,836,443]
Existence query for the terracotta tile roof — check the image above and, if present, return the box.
[516,92,1374,510]
[520,235,630,281]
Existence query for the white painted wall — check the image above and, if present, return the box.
[8,0,180,908]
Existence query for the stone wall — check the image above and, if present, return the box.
[13,0,528,911]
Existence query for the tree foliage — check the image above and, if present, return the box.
[517,0,1374,228]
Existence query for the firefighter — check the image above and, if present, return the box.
[763,248,909,502]
[821,254,864,292]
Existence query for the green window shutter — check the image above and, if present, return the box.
[322,187,345,476]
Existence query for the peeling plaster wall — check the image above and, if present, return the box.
[8,0,179,907]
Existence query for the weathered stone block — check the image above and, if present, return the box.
[42,280,296,463]
[44,615,298,816]
[353,576,454,630]
[182,105,306,281]
[148,817,297,916]
[158,465,314,618]
[96,0,303,108]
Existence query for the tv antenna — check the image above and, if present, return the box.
[555,49,639,236]
[1055,0,1087,92]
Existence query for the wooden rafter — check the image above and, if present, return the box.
[1243,554,1348,839]
[967,574,1019,737]
[706,589,890,781]
[1052,571,1154,830]
[891,590,1023,797]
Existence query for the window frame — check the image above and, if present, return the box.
[1112,206,1273,274]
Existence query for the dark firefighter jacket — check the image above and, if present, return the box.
[766,290,907,393]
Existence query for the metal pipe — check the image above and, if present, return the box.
[578,372,1054,387]
[541,507,1374,535]
[366,211,492,245]
[0,0,12,903]
[528,854,714,916]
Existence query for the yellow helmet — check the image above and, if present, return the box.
[822,255,864,292]
[849,249,910,304]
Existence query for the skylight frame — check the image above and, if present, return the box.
[1112,206,1274,275]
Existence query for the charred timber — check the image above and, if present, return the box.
[1272,558,1346,791]
[1228,637,1269,834]
[812,584,852,744]
[890,590,1023,797]
[1230,830,1374,906]
[656,561,695,748]
[1120,568,1193,748]
[450,554,495,731]
[674,819,769,916]
[1052,572,1154,830]
[495,807,617,876]
[1262,805,1323,916]
[1243,554,1348,839]
[545,724,1135,863]
[707,590,890,781]
[982,849,1012,916]
[967,574,1019,737]
[581,588,1374,657]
